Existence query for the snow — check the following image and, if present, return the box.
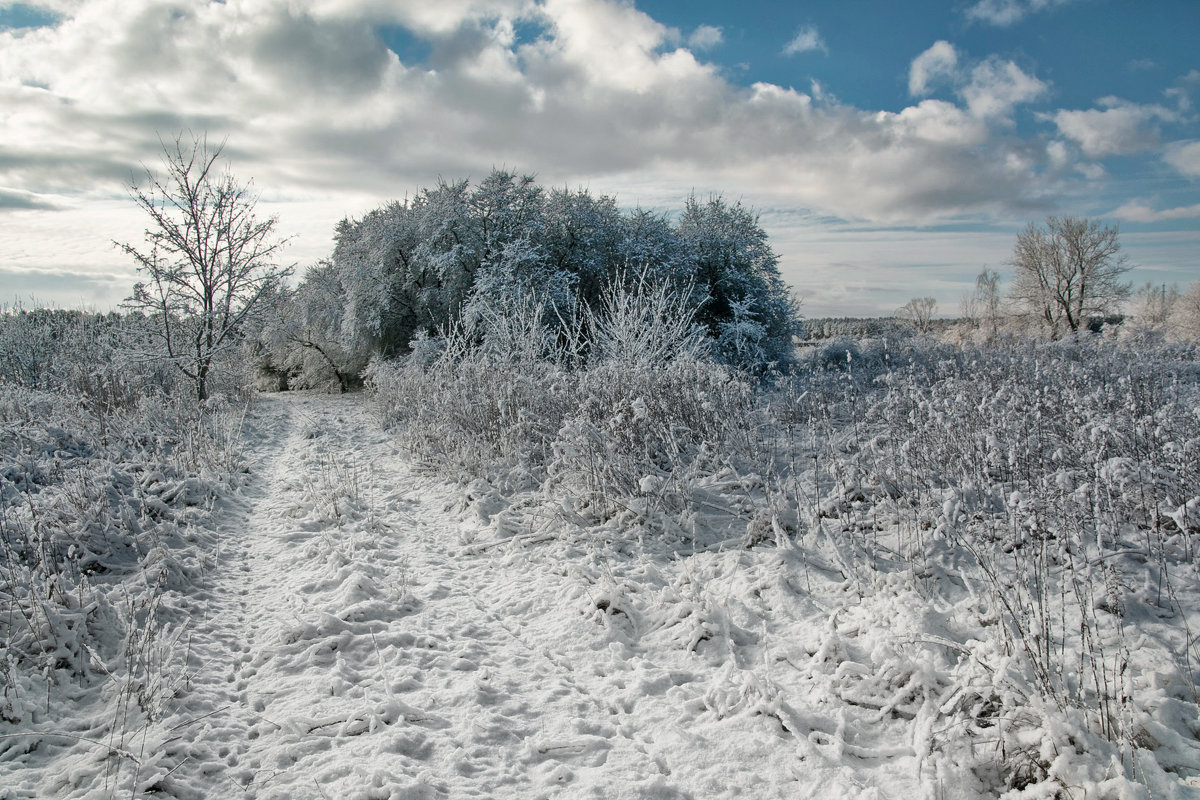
[3,389,1199,798]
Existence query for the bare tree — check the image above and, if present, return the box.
[898,296,937,333]
[1009,216,1130,338]
[118,133,292,400]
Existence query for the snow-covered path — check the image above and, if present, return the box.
[152,393,686,798]
[147,393,920,799]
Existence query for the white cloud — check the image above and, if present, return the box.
[908,44,1046,122]
[878,100,988,146]
[1112,200,1200,223]
[1164,69,1200,113]
[965,0,1025,26]
[527,0,705,93]
[1050,98,1176,157]
[909,41,957,96]
[964,0,1075,27]
[782,24,826,56]
[961,57,1047,120]
[687,24,722,51]
[309,0,534,35]
[1046,140,1070,169]
[1165,140,1200,178]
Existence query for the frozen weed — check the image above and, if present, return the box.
[781,335,1200,792]
[303,452,364,527]
[0,310,248,795]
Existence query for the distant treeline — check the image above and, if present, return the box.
[799,316,953,340]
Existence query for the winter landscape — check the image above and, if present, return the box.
[3,149,1200,798]
[3,1,1200,798]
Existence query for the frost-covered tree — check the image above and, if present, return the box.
[471,170,544,266]
[1127,282,1179,336]
[119,133,292,400]
[467,237,576,329]
[618,208,686,282]
[957,268,1006,343]
[975,268,1002,339]
[898,297,937,333]
[412,179,480,326]
[331,172,546,358]
[303,175,800,375]
[1009,216,1131,338]
[260,262,370,392]
[331,201,425,356]
[541,187,624,311]
[677,195,799,370]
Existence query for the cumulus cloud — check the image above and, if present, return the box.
[878,100,989,147]
[961,57,1048,120]
[1050,98,1177,157]
[1165,140,1200,178]
[909,41,957,96]
[687,24,722,51]
[908,43,1047,123]
[782,24,826,56]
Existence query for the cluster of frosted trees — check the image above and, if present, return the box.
[258,171,800,390]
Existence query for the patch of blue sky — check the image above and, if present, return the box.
[376,17,550,69]
[0,3,60,31]
[376,25,432,67]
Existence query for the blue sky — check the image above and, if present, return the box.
[642,1,1195,110]
[1,0,1197,316]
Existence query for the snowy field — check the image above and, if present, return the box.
[3,336,1200,798]
[3,393,944,798]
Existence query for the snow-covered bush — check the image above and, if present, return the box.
[367,291,576,482]
[370,277,761,523]
[0,309,181,401]
[0,309,246,765]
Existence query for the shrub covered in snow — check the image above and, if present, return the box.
[369,277,762,522]
[0,309,247,779]
[777,335,1200,787]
